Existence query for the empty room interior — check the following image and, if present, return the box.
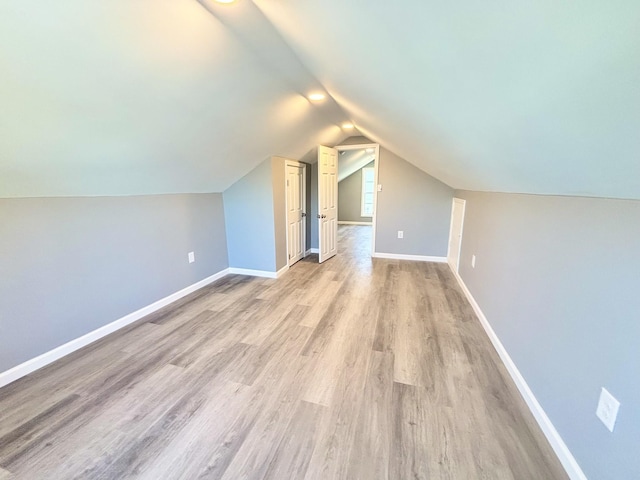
[1,1,639,479]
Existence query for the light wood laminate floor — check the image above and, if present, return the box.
[0,226,567,479]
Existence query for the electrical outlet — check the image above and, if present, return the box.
[397,230,403,239]
[188,252,195,264]
[472,255,476,268]
[596,387,620,432]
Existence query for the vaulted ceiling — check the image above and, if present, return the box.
[2,1,639,199]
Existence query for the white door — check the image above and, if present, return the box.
[286,163,306,266]
[448,198,466,272]
[317,145,338,263]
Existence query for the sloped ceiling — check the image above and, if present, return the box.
[256,0,640,200]
[338,150,375,183]
[0,0,351,197]
[2,1,639,199]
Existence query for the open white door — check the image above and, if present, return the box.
[317,145,338,263]
[447,198,466,272]
[285,162,306,266]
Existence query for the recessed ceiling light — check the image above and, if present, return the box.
[342,123,354,129]
[308,93,326,101]
[214,0,236,3]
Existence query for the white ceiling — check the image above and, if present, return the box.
[0,0,350,196]
[256,0,640,200]
[2,1,639,199]
[338,150,375,183]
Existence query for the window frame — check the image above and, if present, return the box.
[361,167,375,217]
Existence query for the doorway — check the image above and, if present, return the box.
[448,197,466,272]
[285,160,307,267]
[315,143,380,261]
[313,143,380,263]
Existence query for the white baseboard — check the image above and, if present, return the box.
[338,221,372,226]
[0,268,230,390]
[448,265,586,480]
[276,265,289,278]
[372,252,447,263]
[229,265,288,279]
[306,248,319,255]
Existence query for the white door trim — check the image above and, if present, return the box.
[447,197,466,272]
[334,143,380,256]
[285,161,307,267]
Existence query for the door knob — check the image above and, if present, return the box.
[302,212,307,217]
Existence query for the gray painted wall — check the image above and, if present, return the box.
[223,156,293,272]
[338,135,372,146]
[309,139,453,256]
[0,194,228,373]
[271,157,288,271]
[455,190,640,479]
[375,148,453,257]
[223,158,276,272]
[338,161,375,223]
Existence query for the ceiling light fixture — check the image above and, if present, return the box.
[214,0,236,3]
[342,123,354,129]
[308,93,326,102]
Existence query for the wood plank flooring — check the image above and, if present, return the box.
[0,225,567,479]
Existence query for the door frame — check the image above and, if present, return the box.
[447,197,466,272]
[333,143,380,256]
[285,159,307,267]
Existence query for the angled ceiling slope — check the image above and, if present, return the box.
[256,0,640,200]
[338,150,375,182]
[0,0,352,197]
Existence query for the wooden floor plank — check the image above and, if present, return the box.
[389,382,431,480]
[0,225,568,480]
[262,400,325,480]
[345,350,394,480]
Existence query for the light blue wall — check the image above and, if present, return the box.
[0,194,228,373]
[455,190,640,479]
[223,158,276,272]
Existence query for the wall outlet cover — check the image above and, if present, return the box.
[188,252,195,264]
[397,230,403,239]
[596,387,620,432]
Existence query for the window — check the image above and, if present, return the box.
[361,167,375,217]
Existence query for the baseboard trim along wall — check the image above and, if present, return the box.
[372,252,447,263]
[0,268,231,389]
[337,221,373,226]
[306,248,319,255]
[228,265,289,279]
[448,264,587,480]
